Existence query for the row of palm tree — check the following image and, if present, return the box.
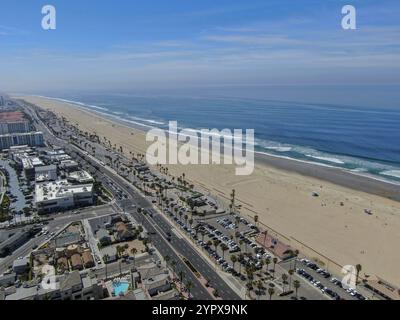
[164,255,193,299]
[63,115,317,301]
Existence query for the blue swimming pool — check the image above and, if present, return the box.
[113,281,129,296]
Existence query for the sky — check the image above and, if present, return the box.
[0,0,399,101]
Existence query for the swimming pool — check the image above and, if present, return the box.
[113,281,130,296]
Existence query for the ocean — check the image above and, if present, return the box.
[40,94,400,184]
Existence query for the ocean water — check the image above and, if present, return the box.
[42,94,400,184]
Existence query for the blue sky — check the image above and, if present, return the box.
[0,0,399,95]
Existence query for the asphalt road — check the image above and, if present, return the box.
[0,205,114,274]
[130,205,240,300]
[21,101,238,300]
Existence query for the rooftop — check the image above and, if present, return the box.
[59,160,78,168]
[364,275,400,300]
[35,165,57,173]
[35,180,93,202]
[68,170,94,183]
[0,111,26,123]
[256,232,295,260]
[22,156,44,169]
[12,257,29,268]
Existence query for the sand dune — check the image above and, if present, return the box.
[19,95,400,287]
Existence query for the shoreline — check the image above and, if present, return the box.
[29,95,400,202]
[255,153,400,202]
[15,95,400,287]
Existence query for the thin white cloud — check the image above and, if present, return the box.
[203,34,306,46]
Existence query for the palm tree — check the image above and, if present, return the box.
[143,238,151,252]
[254,215,259,226]
[186,281,193,299]
[272,257,278,275]
[220,244,228,260]
[184,214,188,227]
[256,280,263,300]
[293,249,299,270]
[230,189,236,214]
[130,248,137,267]
[171,260,177,277]
[200,231,206,243]
[245,281,254,299]
[213,239,220,252]
[231,255,238,271]
[288,269,294,290]
[268,287,275,300]
[355,264,362,284]
[264,257,271,273]
[178,271,185,292]
[116,245,122,258]
[245,266,255,288]
[235,216,240,226]
[165,255,170,266]
[239,240,244,252]
[103,254,109,279]
[282,273,288,293]
[238,253,244,273]
[293,280,301,298]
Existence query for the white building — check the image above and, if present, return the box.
[0,121,29,135]
[20,156,45,180]
[35,165,58,182]
[5,271,103,300]
[35,180,93,214]
[59,160,79,171]
[42,149,72,163]
[0,132,44,150]
[67,170,94,184]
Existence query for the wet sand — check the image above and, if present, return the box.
[255,153,400,202]
[17,95,400,287]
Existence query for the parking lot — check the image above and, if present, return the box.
[163,204,279,284]
[281,258,366,300]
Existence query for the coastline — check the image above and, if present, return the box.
[31,94,400,201]
[16,95,400,287]
[255,153,400,202]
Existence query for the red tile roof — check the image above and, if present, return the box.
[0,111,26,123]
[256,232,294,260]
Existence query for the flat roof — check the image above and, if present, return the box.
[68,170,93,182]
[35,180,93,202]
[60,160,78,166]
[0,111,26,123]
[22,156,44,169]
[0,131,42,138]
[35,165,57,173]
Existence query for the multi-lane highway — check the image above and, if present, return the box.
[20,100,240,300]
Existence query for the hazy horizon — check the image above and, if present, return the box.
[1,0,400,107]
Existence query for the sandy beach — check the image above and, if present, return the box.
[18,95,400,287]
